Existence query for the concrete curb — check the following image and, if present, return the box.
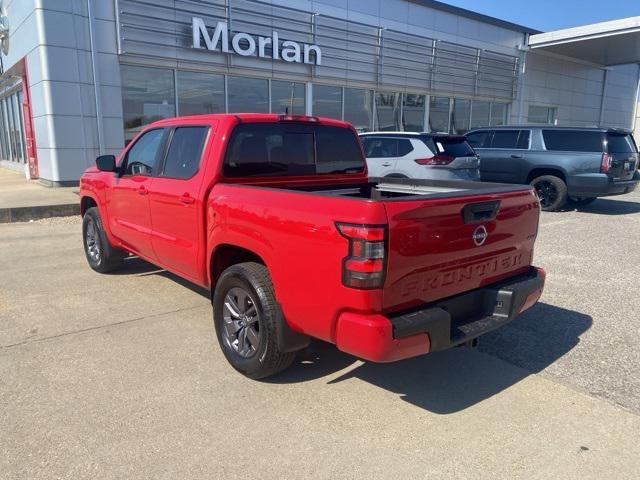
[0,203,80,223]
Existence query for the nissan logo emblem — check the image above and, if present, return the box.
[472,225,488,246]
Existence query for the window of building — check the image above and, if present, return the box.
[271,81,305,115]
[177,71,225,116]
[121,65,175,143]
[162,127,208,178]
[542,130,604,152]
[123,128,165,176]
[343,88,372,132]
[313,84,342,119]
[490,103,508,126]
[528,105,557,124]
[470,101,490,130]
[228,76,269,113]
[402,94,425,132]
[452,98,470,134]
[429,97,451,133]
[375,92,401,131]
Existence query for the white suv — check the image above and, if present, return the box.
[359,132,480,181]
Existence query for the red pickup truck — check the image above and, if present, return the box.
[79,113,545,379]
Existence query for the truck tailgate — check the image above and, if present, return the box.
[382,187,539,312]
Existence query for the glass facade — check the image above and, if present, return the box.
[271,81,305,115]
[528,105,557,124]
[402,94,425,132]
[343,88,372,133]
[0,89,27,164]
[177,71,225,116]
[429,97,451,133]
[121,65,175,142]
[374,92,401,131]
[313,84,342,119]
[452,98,471,134]
[228,76,269,113]
[120,65,512,138]
[470,101,490,130]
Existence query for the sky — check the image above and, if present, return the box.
[441,0,640,31]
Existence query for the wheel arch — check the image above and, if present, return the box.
[209,243,267,292]
[80,195,98,216]
[526,167,567,184]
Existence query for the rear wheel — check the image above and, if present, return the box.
[530,175,567,212]
[82,207,125,273]
[568,196,597,207]
[213,262,296,379]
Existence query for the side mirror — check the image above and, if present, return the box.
[96,154,116,172]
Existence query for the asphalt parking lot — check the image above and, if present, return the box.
[1,190,639,479]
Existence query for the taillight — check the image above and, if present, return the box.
[600,153,612,173]
[336,223,386,289]
[414,154,455,166]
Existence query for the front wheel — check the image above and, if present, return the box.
[213,262,296,379]
[530,175,567,212]
[82,207,125,273]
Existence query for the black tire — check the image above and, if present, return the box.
[530,175,568,212]
[568,196,597,207]
[82,207,125,273]
[213,262,296,379]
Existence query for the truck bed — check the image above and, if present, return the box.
[277,177,533,201]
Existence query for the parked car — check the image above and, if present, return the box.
[79,113,544,379]
[466,126,640,211]
[359,132,480,181]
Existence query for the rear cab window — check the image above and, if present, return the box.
[224,123,365,177]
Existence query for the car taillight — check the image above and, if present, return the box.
[336,223,386,289]
[414,154,455,166]
[600,153,612,173]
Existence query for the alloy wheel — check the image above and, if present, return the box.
[222,287,261,358]
[534,180,558,209]
[85,218,101,262]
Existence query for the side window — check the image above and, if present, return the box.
[517,130,530,149]
[123,129,165,176]
[490,130,519,149]
[397,139,414,156]
[364,138,397,158]
[162,127,208,179]
[542,130,604,152]
[466,131,490,148]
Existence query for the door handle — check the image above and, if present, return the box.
[510,154,523,159]
[137,186,148,195]
[382,162,393,167]
[179,194,195,205]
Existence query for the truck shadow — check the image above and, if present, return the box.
[269,303,592,415]
[563,198,640,215]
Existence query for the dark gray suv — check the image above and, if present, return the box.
[466,126,639,211]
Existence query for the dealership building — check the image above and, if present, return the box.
[1,0,640,185]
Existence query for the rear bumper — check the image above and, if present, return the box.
[568,171,639,197]
[335,267,545,362]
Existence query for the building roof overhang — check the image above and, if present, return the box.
[528,17,640,66]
